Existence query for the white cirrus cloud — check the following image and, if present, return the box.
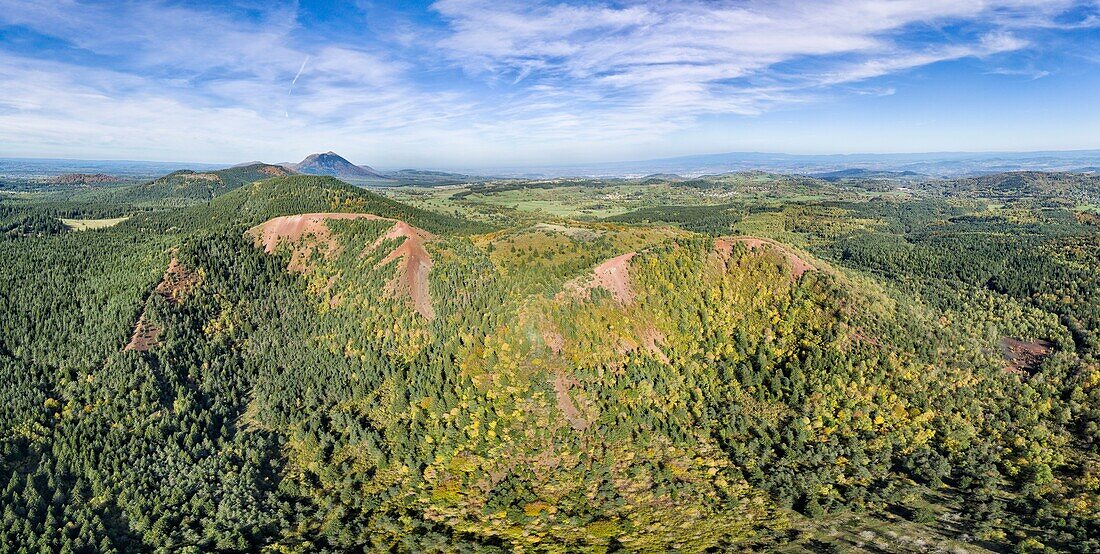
[430,1,1085,119]
[0,0,1095,165]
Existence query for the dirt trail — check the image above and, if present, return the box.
[716,236,814,278]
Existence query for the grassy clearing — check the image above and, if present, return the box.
[731,211,801,243]
[61,216,129,230]
[383,179,884,224]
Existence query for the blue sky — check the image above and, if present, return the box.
[0,1,1098,169]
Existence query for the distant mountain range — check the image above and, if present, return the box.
[809,168,925,181]
[471,149,1100,179]
[5,149,1100,185]
[0,158,221,180]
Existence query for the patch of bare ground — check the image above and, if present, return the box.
[552,370,592,431]
[559,251,636,304]
[125,258,200,351]
[155,258,201,304]
[374,221,436,320]
[716,236,814,278]
[259,165,291,177]
[249,213,386,270]
[640,325,669,362]
[540,325,565,355]
[610,324,670,363]
[185,173,222,182]
[249,213,436,320]
[1000,337,1053,375]
[125,314,160,352]
[841,325,882,351]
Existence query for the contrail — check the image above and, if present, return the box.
[290,55,310,92]
[286,56,311,118]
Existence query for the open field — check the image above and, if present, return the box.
[61,216,129,230]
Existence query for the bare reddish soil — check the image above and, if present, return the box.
[154,258,201,305]
[259,165,291,177]
[1000,337,1053,375]
[374,221,436,320]
[250,213,386,270]
[125,258,200,351]
[639,325,669,363]
[716,236,814,278]
[560,252,636,304]
[125,315,160,352]
[250,213,436,319]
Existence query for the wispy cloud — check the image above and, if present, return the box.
[431,1,1067,117]
[988,66,1053,79]
[0,1,484,162]
[0,1,1096,165]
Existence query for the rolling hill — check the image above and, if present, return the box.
[932,171,1100,201]
[128,174,491,235]
[111,162,292,207]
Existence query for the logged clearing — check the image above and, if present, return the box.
[250,213,436,319]
[62,217,129,231]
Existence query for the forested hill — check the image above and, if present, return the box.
[931,171,1100,201]
[127,174,490,234]
[109,163,292,208]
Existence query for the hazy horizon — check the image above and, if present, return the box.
[4,146,1100,174]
